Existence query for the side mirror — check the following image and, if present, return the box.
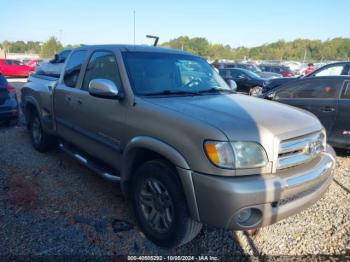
[229,80,237,92]
[89,79,122,99]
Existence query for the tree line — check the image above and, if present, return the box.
[0,37,79,58]
[1,36,349,61]
[161,36,350,61]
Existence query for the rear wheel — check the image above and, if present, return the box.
[131,159,202,248]
[29,113,56,152]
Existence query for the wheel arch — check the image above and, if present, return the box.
[23,97,41,124]
[121,136,200,221]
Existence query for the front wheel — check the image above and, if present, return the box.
[131,159,202,248]
[249,86,263,96]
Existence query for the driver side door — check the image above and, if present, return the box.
[70,50,127,170]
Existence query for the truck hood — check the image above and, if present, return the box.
[145,94,323,161]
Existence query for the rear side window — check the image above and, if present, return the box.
[57,50,72,63]
[276,79,341,99]
[64,50,87,88]
[82,51,123,91]
[12,60,22,65]
[342,81,350,99]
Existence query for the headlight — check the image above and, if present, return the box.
[231,142,268,169]
[204,141,268,169]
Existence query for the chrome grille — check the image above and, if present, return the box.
[277,131,325,169]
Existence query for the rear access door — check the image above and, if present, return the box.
[274,77,342,135]
[330,80,350,148]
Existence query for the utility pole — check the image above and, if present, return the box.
[59,29,63,43]
[303,49,307,63]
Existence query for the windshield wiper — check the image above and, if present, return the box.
[143,90,202,96]
[197,88,235,94]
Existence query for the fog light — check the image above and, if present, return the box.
[237,208,252,224]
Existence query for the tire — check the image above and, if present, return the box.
[249,86,263,96]
[131,159,202,248]
[29,113,56,152]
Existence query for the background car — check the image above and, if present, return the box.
[259,64,294,77]
[218,62,282,79]
[262,61,350,93]
[25,59,43,71]
[305,61,350,77]
[264,75,350,149]
[0,59,34,77]
[0,73,19,125]
[218,67,267,95]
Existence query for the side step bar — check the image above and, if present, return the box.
[59,143,120,182]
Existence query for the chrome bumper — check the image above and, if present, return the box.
[191,145,336,230]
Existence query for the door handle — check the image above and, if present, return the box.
[65,95,72,102]
[320,106,335,112]
[77,99,83,105]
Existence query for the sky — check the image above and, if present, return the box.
[1,0,349,48]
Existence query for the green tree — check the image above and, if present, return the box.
[40,37,63,58]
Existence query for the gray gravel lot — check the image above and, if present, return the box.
[0,79,349,258]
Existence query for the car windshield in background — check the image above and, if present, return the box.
[241,68,261,79]
[246,64,262,73]
[123,52,230,96]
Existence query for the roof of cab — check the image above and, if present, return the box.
[75,44,195,56]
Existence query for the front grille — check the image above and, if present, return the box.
[277,131,325,169]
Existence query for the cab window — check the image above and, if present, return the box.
[63,50,87,88]
[315,65,344,77]
[82,51,123,91]
[276,79,341,99]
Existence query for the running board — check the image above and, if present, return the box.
[59,143,120,182]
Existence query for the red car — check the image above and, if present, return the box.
[25,59,43,71]
[0,59,34,77]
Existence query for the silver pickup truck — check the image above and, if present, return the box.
[21,45,336,248]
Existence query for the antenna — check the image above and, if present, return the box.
[133,10,136,45]
[146,35,159,46]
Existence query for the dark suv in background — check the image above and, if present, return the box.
[218,62,281,79]
[218,67,267,95]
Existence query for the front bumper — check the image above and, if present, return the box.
[191,145,336,230]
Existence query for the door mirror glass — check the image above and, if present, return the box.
[229,80,237,92]
[89,79,120,99]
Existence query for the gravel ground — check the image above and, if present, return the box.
[0,78,349,258]
[232,150,350,256]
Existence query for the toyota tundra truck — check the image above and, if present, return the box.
[21,45,336,248]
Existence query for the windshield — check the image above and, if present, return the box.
[123,52,230,95]
[241,68,261,79]
[245,64,262,73]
